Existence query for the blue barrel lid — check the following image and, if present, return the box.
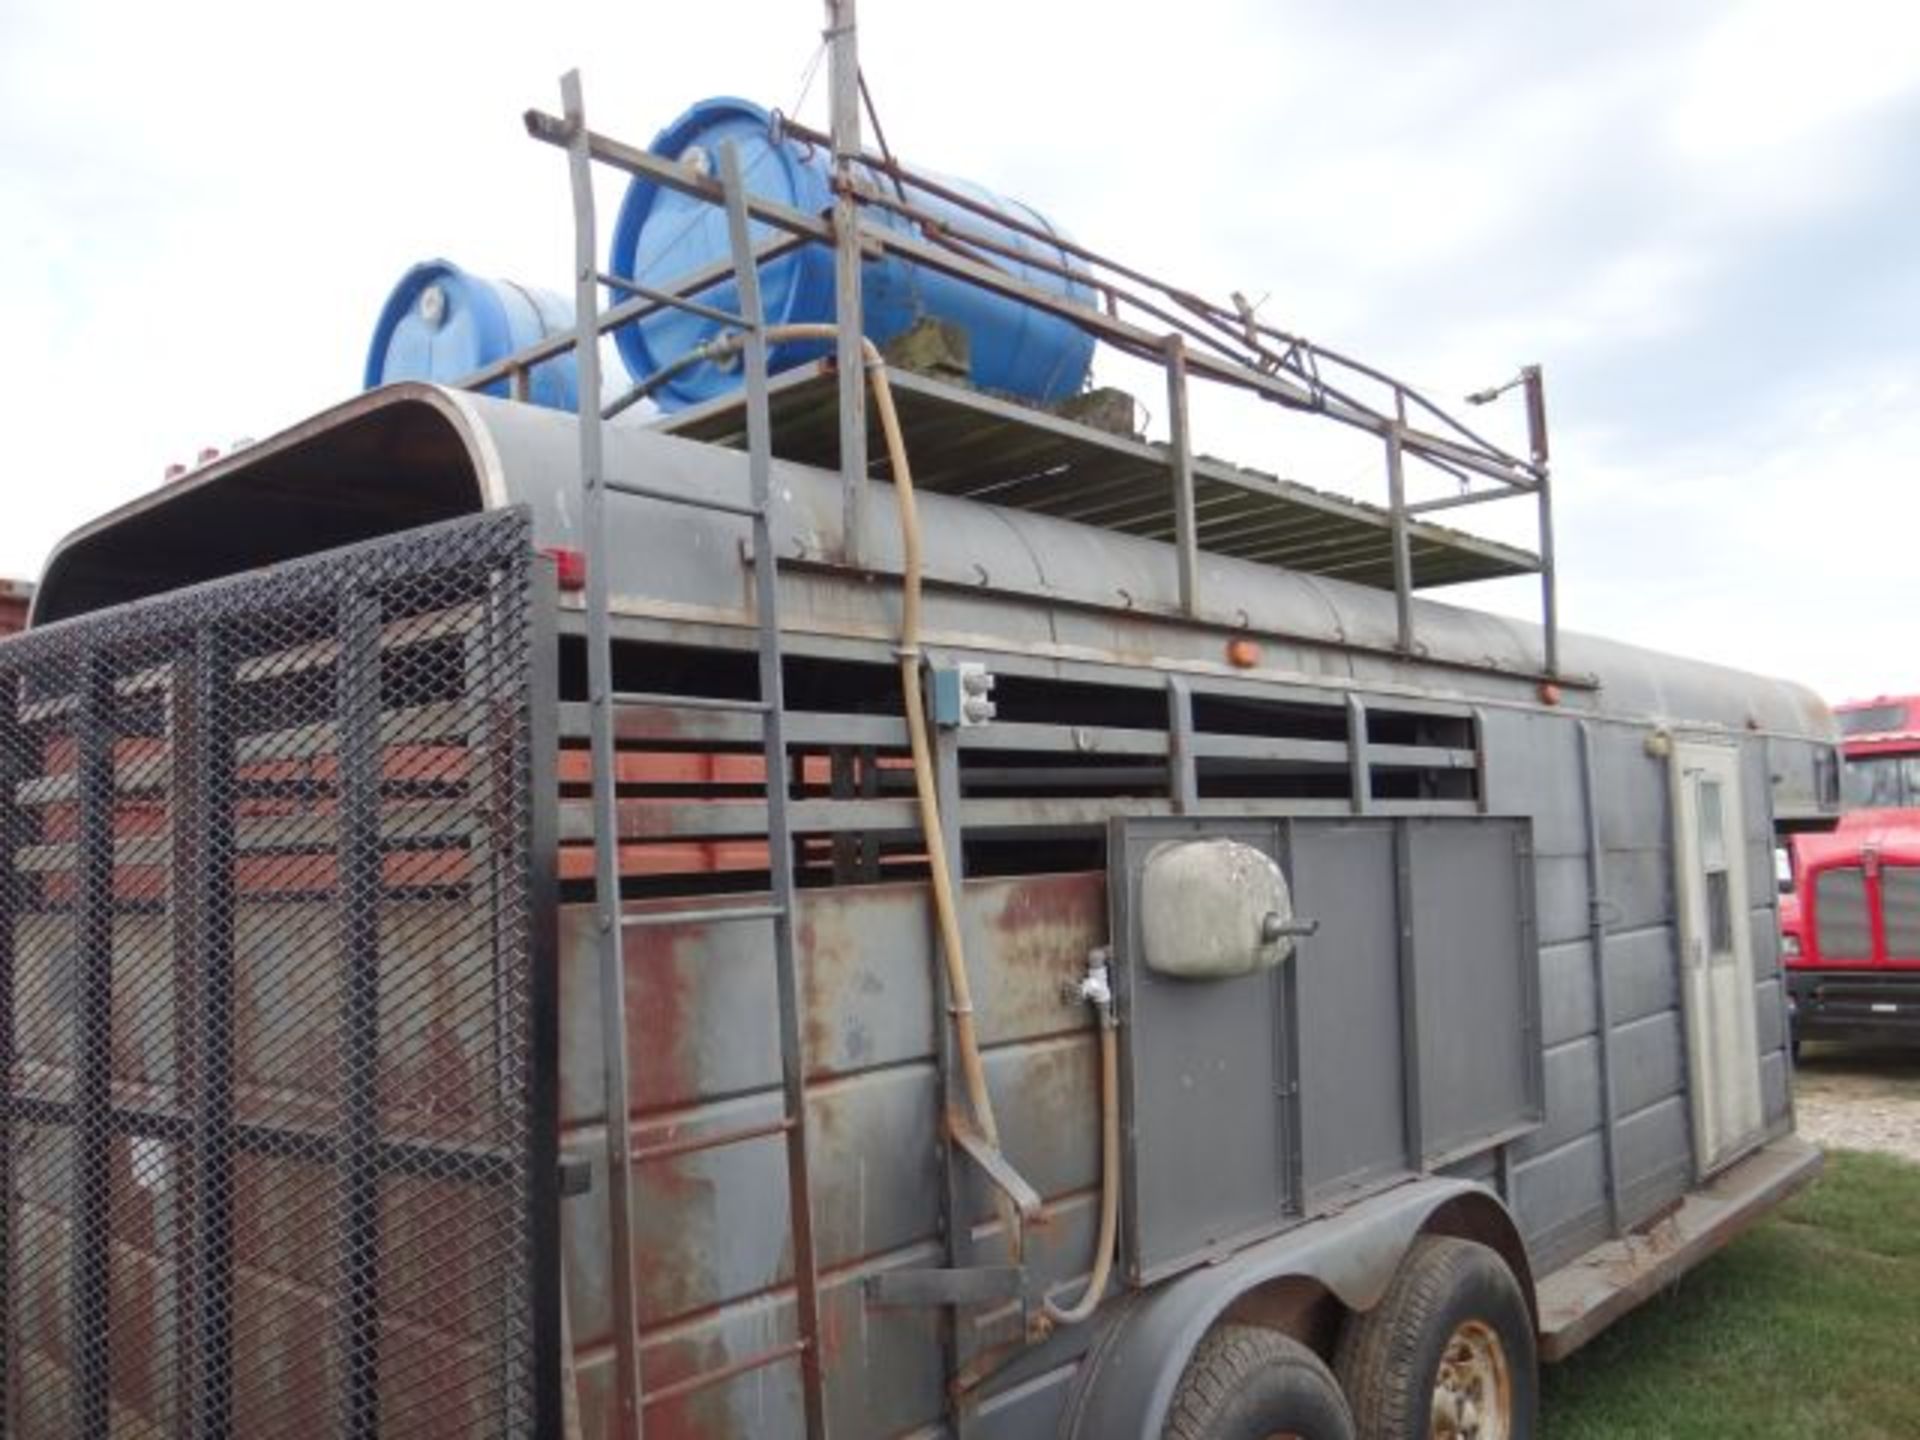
[608,97,835,407]
[364,259,518,391]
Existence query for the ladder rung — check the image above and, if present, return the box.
[593,271,746,329]
[639,1339,809,1410]
[605,477,762,519]
[609,690,769,714]
[632,1116,795,1165]
[622,904,784,929]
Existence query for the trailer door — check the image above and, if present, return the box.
[1670,738,1765,1174]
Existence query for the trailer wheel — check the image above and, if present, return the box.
[1334,1236,1536,1440]
[1164,1323,1355,1440]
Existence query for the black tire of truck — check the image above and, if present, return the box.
[1164,1323,1356,1440]
[1333,1236,1538,1440]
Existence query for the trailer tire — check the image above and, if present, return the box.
[1164,1323,1355,1440]
[1334,1236,1536,1440]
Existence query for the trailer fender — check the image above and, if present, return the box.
[1059,1177,1528,1440]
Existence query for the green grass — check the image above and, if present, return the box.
[1542,1150,1920,1438]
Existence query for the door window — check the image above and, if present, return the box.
[1698,777,1734,957]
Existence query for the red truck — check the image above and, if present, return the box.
[1781,693,1920,1049]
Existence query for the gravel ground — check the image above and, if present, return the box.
[1792,1043,1920,1164]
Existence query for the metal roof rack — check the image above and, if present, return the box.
[498,10,1560,677]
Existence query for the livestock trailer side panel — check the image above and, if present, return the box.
[0,512,559,1437]
[1482,710,1797,1278]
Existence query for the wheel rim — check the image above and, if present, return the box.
[1429,1319,1512,1440]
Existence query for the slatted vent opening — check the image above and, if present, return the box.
[556,636,1481,897]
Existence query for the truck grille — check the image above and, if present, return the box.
[0,512,553,1437]
[1813,865,1872,960]
[1885,864,1920,959]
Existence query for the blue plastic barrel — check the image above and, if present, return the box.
[364,259,579,411]
[608,97,1096,413]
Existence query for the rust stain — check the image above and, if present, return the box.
[797,911,834,1079]
[816,1286,850,1372]
[640,1334,737,1440]
[622,914,698,1116]
[983,871,1106,1041]
[798,901,876,1083]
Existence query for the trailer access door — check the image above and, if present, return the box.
[1670,737,1765,1175]
[0,511,557,1438]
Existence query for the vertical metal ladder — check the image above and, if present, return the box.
[558,71,830,1440]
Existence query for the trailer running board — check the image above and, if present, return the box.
[1535,1134,1823,1362]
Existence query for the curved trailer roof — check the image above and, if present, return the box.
[31,383,1832,747]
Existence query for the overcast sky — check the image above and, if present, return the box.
[3,0,1916,702]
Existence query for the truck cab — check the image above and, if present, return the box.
[1784,695,1920,1047]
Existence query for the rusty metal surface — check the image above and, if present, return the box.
[554,870,1105,1435]
[0,511,555,1437]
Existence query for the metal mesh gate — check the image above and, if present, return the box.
[0,510,555,1437]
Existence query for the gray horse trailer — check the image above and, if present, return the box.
[0,377,1834,1439]
[0,60,1839,1440]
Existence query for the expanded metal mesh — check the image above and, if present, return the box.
[0,511,548,1437]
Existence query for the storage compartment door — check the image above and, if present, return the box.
[1670,739,1765,1174]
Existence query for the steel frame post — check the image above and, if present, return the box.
[720,139,831,1438]
[1392,820,1425,1169]
[1346,694,1371,815]
[1163,334,1199,616]
[1166,677,1197,814]
[182,629,238,1439]
[1385,417,1414,656]
[1524,365,1558,677]
[0,670,15,1433]
[825,0,869,564]
[931,718,974,1436]
[560,69,646,1440]
[336,588,385,1440]
[524,564,565,1440]
[72,650,114,1439]
[1578,721,1623,1233]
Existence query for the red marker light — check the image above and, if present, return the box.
[543,546,588,592]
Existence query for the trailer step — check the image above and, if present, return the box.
[1535,1134,1822,1362]
[622,903,785,928]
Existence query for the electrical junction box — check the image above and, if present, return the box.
[930,663,996,728]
